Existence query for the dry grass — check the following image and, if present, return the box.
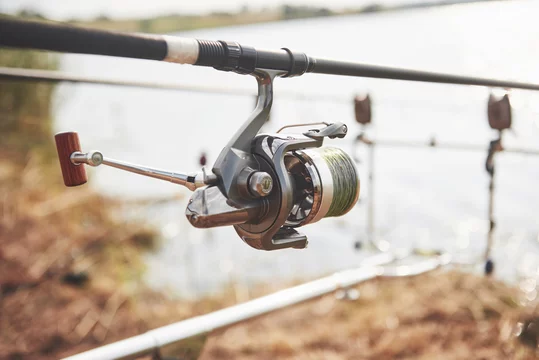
[0,152,150,359]
[0,153,231,359]
[0,49,58,154]
[201,271,538,360]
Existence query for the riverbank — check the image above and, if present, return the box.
[74,1,503,33]
[4,1,505,34]
[0,153,239,359]
[201,270,537,359]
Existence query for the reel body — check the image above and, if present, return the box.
[185,132,360,251]
[184,70,359,250]
[55,69,360,251]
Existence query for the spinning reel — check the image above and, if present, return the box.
[55,69,360,251]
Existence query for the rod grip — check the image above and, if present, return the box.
[55,132,87,187]
[0,18,167,61]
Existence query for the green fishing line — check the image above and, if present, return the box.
[320,147,360,218]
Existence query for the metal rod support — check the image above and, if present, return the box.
[484,135,502,274]
[0,66,254,97]
[3,68,529,114]
[360,137,539,156]
[486,170,495,261]
[368,142,376,249]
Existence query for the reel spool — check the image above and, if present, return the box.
[54,69,360,251]
[285,147,360,227]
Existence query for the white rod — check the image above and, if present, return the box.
[63,253,448,360]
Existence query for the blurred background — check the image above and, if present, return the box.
[2,0,539,359]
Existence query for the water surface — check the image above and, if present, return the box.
[54,0,539,297]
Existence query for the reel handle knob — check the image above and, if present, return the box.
[55,131,88,187]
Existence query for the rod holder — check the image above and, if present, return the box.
[55,131,88,187]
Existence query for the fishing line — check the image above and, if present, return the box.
[285,147,360,227]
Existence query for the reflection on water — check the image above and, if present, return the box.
[54,0,539,298]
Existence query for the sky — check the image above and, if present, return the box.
[1,0,425,20]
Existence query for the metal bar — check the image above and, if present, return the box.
[484,135,502,274]
[0,67,349,104]
[486,168,495,262]
[62,253,449,360]
[0,67,254,97]
[0,67,487,113]
[368,142,376,250]
[3,18,539,91]
[368,138,539,156]
[5,67,539,116]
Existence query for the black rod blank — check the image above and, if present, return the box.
[0,17,167,60]
[2,17,539,91]
[310,59,539,91]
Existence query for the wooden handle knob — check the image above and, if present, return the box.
[55,132,87,187]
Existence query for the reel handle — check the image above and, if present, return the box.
[55,130,215,190]
[55,131,88,187]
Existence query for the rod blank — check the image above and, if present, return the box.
[0,17,167,61]
[311,58,539,91]
[2,18,539,91]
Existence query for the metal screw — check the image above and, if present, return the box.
[87,151,103,166]
[249,172,273,197]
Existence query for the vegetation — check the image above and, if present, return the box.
[0,49,57,153]
[202,271,538,359]
[0,45,235,360]
[3,1,502,34]
[72,5,336,33]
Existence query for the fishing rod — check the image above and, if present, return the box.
[3,17,539,252]
[3,18,539,90]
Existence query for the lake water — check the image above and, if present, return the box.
[54,0,539,298]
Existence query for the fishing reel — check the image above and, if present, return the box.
[55,69,360,251]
